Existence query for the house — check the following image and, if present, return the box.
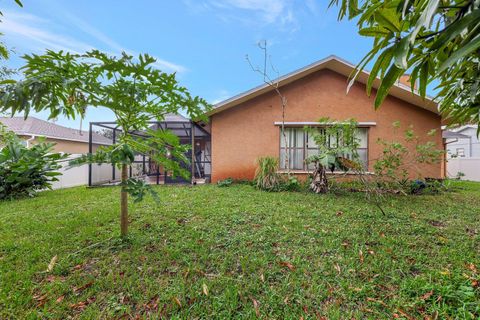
[445,125,479,158]
[206,55,444,182]
[0,116,110,154]
[443,125,480,181]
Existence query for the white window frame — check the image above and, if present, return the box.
[279,126,369,171]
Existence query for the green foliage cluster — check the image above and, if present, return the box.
[0,125,66,200]
[330,0,480,128]
[305,118,361,171]
[217,178,233,187]
[306,118,362,193]
[254,156,283,191]
[410,178,453,195]
[373,121,444,193]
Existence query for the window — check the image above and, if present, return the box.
[456,148,465,157]
[280,127,368,171]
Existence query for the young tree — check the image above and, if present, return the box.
[0,50,210,237]
[246,41,290,172]
[330,0,480,129]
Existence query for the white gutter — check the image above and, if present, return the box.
[21,133,111,146]
[273,121,377,127]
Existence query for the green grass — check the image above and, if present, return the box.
[0,181,479,319]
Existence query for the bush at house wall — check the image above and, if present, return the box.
[0,126,66,200]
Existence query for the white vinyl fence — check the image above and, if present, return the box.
[50,154,112,190]
[447,157,480,182]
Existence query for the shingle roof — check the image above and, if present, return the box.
[0,116,111,145]
[163,113,189,122]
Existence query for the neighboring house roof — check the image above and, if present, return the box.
[209,55,439,116]
[0,116,111,145]
[442,130,470,139]
[163,113,189,122]
[452,125,478,134]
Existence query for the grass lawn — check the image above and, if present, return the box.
[0,181,479,319]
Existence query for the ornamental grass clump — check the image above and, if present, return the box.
[254,156,283,191]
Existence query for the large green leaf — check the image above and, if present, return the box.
[374,8,401,33]
[438,33,480,73]
[394,37,410,69]
[359,27,391,37]
[375,64,405,108]
[367,46,394,96]
[430,10,480,51]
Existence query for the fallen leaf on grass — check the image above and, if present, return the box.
[333,263,341,274]
[69,296,96,311]
[439,269,450,276]
[33,293,48,307]
[283,296,289,305]
[251,298,260,317]
[173,296,182,308]
[279,261,295,271]
[56,295,65,303]
[396,308,413,320]
[47,255,58,272]
[421,290,434,300]
[143,296,159,312]
[366,297,388,308]
[467,263,477,273]
[202,283,209,296]
[260,273,265,282]
[73,281,93,294]
[72,264,84,271]
[45,275,65,283]
[359,250,364,263]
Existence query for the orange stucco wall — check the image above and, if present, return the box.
[210,69,443,182]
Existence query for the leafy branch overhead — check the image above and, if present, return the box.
[330,0,480,127]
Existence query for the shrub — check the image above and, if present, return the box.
[254,157,282,191]
[373,122,444,194]
[0,125,66,200]
[217,178,233,187]
[282,175,301,192]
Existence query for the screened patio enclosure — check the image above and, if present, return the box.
[88,115,211,186]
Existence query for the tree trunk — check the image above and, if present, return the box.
[120,164,128,238]
[310,162,328,194]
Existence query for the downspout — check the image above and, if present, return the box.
[469,136,472,157]
[25,135,35,148]
[191,121,195,185]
